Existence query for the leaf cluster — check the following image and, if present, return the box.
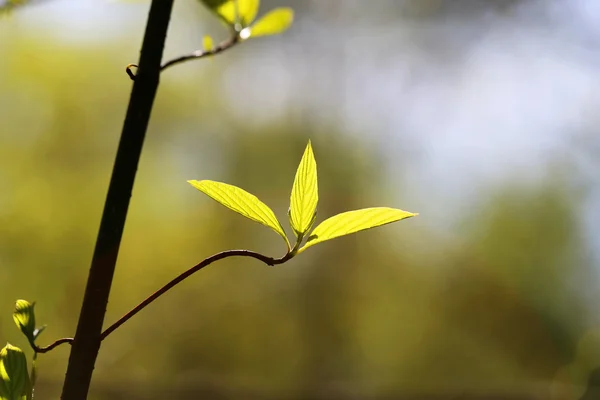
[189,140,417,257]
[199,0,294,45]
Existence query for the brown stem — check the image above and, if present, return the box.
[126,34,242,81]
[34,338,73,354]
[30,249,292,355]
[100,249,292,340]
[160,34,240,73]
[60,0,174,398]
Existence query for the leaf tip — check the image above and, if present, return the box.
[306,139,314,150]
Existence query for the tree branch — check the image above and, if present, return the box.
[161,34,240,73]
[60,0,175,399]
[126,33,241,81]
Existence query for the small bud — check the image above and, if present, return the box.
[13,300,36,344]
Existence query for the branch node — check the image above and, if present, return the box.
[126,64,138,81]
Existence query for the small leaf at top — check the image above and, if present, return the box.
[189,180,290,250]
[0,343,30,400]
[247,7,294,38]
[13,300,36,344]
[298,207,417,253]
[201,0,260,27]
[289,140,318,237]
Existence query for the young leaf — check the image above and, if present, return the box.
[247,7,294,38]
[201,0,260,27]
[289,140,318,237]
[0,343,30,400]
[13,300,36,344]
[188,180,290,249]
[298,207,417,253]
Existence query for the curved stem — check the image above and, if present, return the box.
[126,34,241,81]
[28,249,293,355]
[34,338,73,354]
[160,34,241,74]
[100,249,292,341]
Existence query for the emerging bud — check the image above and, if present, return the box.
[13,300,36,344]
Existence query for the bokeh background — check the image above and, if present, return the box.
[1,0,600,399]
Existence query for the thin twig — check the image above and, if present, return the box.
[126,34,241,81]
[100,249,293,341]
[28,249,292,354]
[34,338,73,354]
[161,34,241,73]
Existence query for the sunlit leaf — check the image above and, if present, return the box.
[0,343,30,400]
[13,300,35,344]
[201,0,260,27]
[247,7,294,38]
[298,207,417,253]
[189,180,290,249]
[289,140,318,237]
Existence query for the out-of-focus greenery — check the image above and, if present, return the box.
[0,0,26,14]
[1,6,599,400]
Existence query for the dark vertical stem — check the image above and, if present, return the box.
[60,0,174,398]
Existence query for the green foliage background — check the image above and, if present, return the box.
[1,0,599,399]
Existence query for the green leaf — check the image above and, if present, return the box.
[188,179,290,250]
[201,0,260,27]
[298,207,417,253]
[247,7,294,38]
[289,140,318,238]
[0,343,30,400]
[12,301,35,344]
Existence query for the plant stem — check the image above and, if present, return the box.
[100,249,292,340]
[34,338,72,354]
[60,0,174,398]
[160,34,240,73]
[126,33,241,81]
[31,249,292,355]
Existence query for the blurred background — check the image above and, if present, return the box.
[1,0,600,398]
